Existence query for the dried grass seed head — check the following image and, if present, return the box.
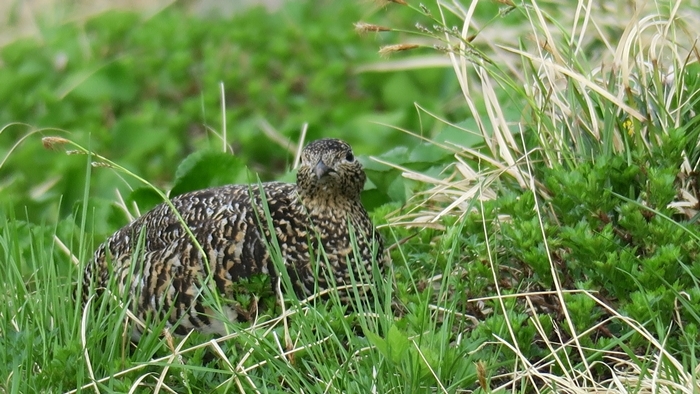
[42,136,70,151]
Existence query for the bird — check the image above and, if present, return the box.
[82,138,386,337]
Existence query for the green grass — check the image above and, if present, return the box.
[2,0,700,392]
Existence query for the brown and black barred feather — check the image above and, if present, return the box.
[82,138,386,336]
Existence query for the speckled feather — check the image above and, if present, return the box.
[83,139,386,336]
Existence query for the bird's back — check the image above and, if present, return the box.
[83,179,384,336]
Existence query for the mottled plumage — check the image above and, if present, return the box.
[83,139,386,336]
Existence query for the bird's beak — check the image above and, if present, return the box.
[314,159,334,179]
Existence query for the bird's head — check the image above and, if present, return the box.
[296,138,366,202]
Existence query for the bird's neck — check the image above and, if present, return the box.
[298,191,359,216]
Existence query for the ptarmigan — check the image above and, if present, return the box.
[82,138,386,337]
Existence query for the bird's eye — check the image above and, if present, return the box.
[345,151,355,162]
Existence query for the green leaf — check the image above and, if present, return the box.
[386,325,410,364]
[433,121,484,149]
[365,331,388,358]
[170,150,249,197]
[128,187,164,214]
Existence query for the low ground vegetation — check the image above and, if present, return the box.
[1,0,699,392]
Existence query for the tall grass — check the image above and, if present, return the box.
[359,0,700,392]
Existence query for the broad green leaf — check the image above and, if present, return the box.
[127,187,164,214]
[170,150,248,197]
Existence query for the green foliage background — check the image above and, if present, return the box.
[0,1,470,228]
